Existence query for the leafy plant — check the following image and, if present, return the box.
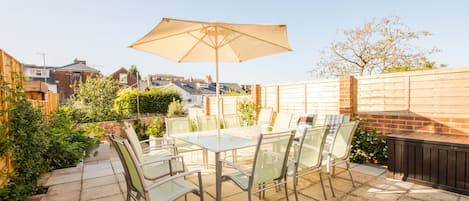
[167,99,184,117]
[0,93,49,200]
[45,107,97,169]
[145,117,165,138]
[114,88,181,115]
[350,121,387,164]
[81,122,106,140]
[237,98,257,126]
[67,75,119,123]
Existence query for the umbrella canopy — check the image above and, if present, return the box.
[129,18,292,132]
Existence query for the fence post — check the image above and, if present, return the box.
[204,96,210,115]
[339,75,356,116]
[251,84,261,113]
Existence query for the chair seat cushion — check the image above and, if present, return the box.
[148,177,199,201]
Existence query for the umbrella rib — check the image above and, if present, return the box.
[218,25,292,51]
[129,27,204,47]
[178,33,214,62]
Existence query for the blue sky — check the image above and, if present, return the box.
[1,0,468,84]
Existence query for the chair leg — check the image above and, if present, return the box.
[284,178,290,201]
[332,160,336,176]
[327,171,336,198]
[318,171,328,200]
[232,149,237,163]
[346,160,356,188]
[248,189,253,201]
[293,176,299,201]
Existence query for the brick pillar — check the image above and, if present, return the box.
[204,96,210,115]
[251,84,261,113]
[339,75,356,116]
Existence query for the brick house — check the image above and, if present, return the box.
[110,67,138,88]
[55,59,100,104]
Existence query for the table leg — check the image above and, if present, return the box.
[203,149,208,169]
[215,152,221,201]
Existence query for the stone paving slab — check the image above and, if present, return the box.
[41,148,469,201]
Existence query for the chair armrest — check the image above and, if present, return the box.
[145,169,202,191]
[218,159,251,177]
[139,155,184,167]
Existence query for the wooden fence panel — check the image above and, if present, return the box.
[306,80,340,114]
[207,95,251,115]
[0,49,23,187]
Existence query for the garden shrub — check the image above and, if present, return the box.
[237,98,257,126]
[0,92,96,200]
[350,120,387,164]
[114,88,181,115]
[45,107,97,169]
[0,95,49,200]
[167,99,184,117]
[145,117,165,138]
[67,76,120,123]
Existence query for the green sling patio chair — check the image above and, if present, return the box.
[219,130,296,201]
[165,117,207,166]
[257,108,273,127]
[111,135,204,201]
[123,122,185,180]
[326,120,359,188]
[196,115,217,131]
[288,126,333,200]
[272,112,293,130]
[124,121,176,159]
[223,114,242,129]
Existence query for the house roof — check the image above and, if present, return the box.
[171,81,216,95]
[56,59,100,73]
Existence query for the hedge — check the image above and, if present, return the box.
[114,88,182,116]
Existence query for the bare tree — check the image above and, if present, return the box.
[317,16,439,78]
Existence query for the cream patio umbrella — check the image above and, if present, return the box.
[129,18,292,133]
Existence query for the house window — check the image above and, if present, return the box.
[72,72,81,81]
[119,73,128,84]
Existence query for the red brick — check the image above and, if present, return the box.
[371,115,385,119]
[385,115,399,119]
[415,116,430,121]
[398,116,415,120]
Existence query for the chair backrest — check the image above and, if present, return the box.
[223,114,242,129]
[250,130,295,186]
[273,112,293,130]
[257,108,273,126]
[166,117,192,135]
[123,121,145,162]
[295,126,329,171]
[111,136,146,198]
[196,115,217,131]
[330,121,359,160]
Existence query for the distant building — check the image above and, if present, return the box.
[110,67,138,88]
[167,81,216,109]
[23,64,58,93]
[55,59,100,104]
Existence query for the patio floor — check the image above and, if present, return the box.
[38,146,469,201]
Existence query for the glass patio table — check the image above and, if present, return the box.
[173,126,263,201]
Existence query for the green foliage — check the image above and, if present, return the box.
[0,88,96,200]
[317,16,439,77]
[167,99,184,117]
[114,88,182,115]
[145,117,165,137]
[45,107,97,169]
[223,90,248,96]
[67,75,119,123]
[385,60,446,73]
[237,98,257,126]
[81,122,106,140]
[129,65,139,79]
[350,121,387,164]
[0,94,49,200]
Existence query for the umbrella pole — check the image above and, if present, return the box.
[215,47,221,136]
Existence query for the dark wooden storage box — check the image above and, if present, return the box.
[387,133,469,195]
